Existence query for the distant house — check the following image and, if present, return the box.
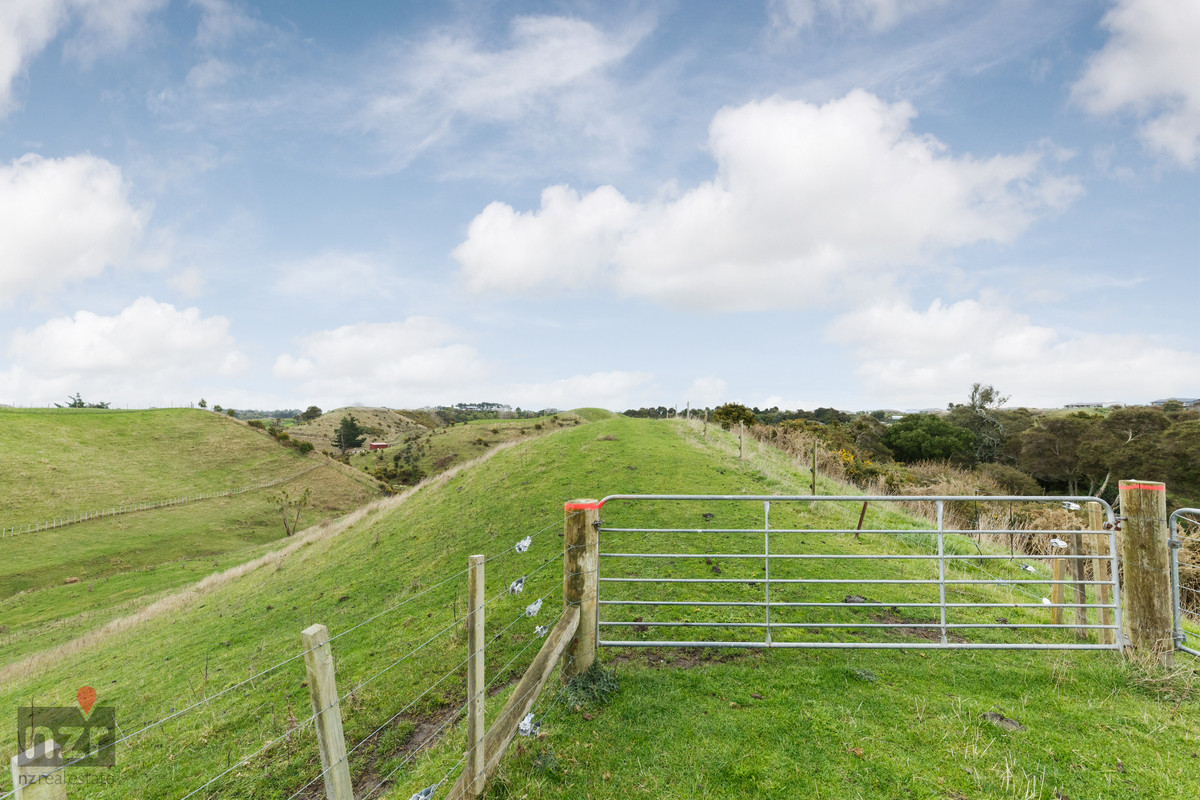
[1150,398,1200,408]
[368,442,389,450]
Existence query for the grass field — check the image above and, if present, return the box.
[0,408,317,524]
[0,415,1195,800]
[0,409,378,666]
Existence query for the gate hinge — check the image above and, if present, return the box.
[593,518,603,530]
[1169,539,1182,549]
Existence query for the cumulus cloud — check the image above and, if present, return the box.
[827,297,1200,408]
[503,370,653,411]
[768,0,949,36]
[0,0,162,114]
[274,318,654,410]
[0,153,148,301]
[1074,0,1200,167]
[455,91,1081,311]
[0,297,247,405]
[273,318,490,407]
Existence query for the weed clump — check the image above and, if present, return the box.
[562,662,619,708]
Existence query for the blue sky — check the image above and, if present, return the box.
[0,0,1196,412]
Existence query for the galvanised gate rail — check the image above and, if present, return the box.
[1169,508,1200,657]
[595,495,1124,651]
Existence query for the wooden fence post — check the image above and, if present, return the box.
[464,554,486,798]
[1051,553,1065,625]
[300,624,354,800]
[811,442,817,495]
[563,500,599,679]
[1071,530,1088,638]
[1088,502,1115,644]
[739,421,744,460]
[10,739,66,800]
[1118,480,1174,665]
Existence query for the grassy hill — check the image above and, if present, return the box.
[0,407,323,523]
[287,407,430,451]
[0,416,1195,799]
[0,408,376,664]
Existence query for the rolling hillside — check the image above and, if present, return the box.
[0,415,1194,799]
[0,408,376,663]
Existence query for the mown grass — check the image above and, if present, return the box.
[0,415,1194,800]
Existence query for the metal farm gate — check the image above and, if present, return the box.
[594,495,1124,651]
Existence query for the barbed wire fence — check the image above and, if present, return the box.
[2,508,584,800]
[0,463,326,539]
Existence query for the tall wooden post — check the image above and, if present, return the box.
[1119,480,1173,665]
[464,555,486,798]
[1088,502,1114,644]
[739,421,744,460]
[1071,530,1088,638]
[1051,554,1064,625]
[563,500,600,679]
[811,442,817,495]
[11,740,66,800]
[300,624,354,800]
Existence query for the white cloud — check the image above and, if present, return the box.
[0,297,247,406]
[502,371,653,412]
[827,297,1200,408]
[273,318,490,408]
[272,251,402,299]
[356,15,648,167]
[192,0,267,50]
[455,91,1080,311]
[1074,0,1200,167]
[768,0,950,36]
[0,1,68,115]
[274,318,655,410]
[685,376,729,408]
[0,0,162,114]
[0,153,148,301]
[64,0,165,66]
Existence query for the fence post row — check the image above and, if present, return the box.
[300,624,354,800]
[1119,480,1174,665]
[563,499,600,678]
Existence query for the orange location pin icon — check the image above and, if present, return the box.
[77,686,97,714]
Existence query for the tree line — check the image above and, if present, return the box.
[692,386,1199,509]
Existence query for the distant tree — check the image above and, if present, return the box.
[946,383,1010,464]
[55,393,109,409]
[333,414,366,453]
[882,414,975,465]
[226,408,236,417]
[213,404,223,413]
[198,398,207,409]
[712,403,756,430]
[1017,413,1099,495]
[812,407,852,425]
[299,405,322,422]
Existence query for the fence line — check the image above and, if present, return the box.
[0,462,327,539]
[2,507,580,799]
